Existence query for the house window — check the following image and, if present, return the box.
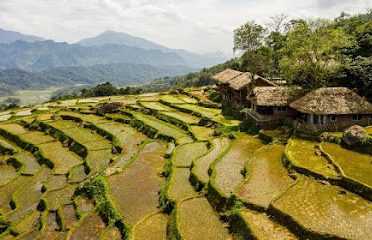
[313,115,319,124]
[330,115,337,122]
[352,115,363,121]
[312,115,326,125]
[300,114,308,123]
[277,106,287,112]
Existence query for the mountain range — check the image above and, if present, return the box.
[77,30,226,68]
[0,28,227,95]
[0,28,44,44]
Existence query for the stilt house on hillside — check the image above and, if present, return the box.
[247,86,372,131]
[290,87,372,132]
[212,69,276,107]
[246,86,300,128]
[212,69,372,132]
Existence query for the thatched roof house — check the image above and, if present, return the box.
[212,69,278,107]
[290,87,372,132]
[228,72,253,91]
[212,69,243,84]
[229,73,277,91]
[250,87,297,107]
[290,87,372,115]
[246,87,300,128]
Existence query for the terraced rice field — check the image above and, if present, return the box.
[175,197,231,240]
[129,110,194,144]
[233,208,297,240]
[192,137,231,186]
[271,176,372,240]
[0,88,370,239]
[69,213,106,239]
[189,126,214,141]
[107,141,167,226]
[211,133,265,198]
[168,168,199,202]
[172,142,208,167]
[286,138,339,179]
[237,144,295,209]
[174,103,221,118]
[321,142,372,188]
[160,95,187,104]
[140,101,176,111]
[160,111,200,125]
[131,213,168,240]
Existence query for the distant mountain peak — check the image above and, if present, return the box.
[77,30,168,51]
[77,30,227,68]
[102,29,122,34]
[0,27,45,44]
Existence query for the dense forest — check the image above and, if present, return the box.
[0,63,192,96]
[140,10,372,100]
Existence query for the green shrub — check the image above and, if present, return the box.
[76,175,130,237]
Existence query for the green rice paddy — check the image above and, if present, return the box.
[131,213,168,240]
[271,176,372,239]
[0,89,370,239]
[235,208,297,240]
[177,197,231,240]
[168,168,199,202]
[212,133,265,197]
[192,137,231,186]
[107,141,167,226]
[237,144,294,209]
[140,101,176,111]
[286,138,339,179]
[321,142,372,188]
[130,110,194,144]
[172,142,208,167]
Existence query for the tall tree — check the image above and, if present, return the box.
[240,46,274,77]
[280,19,354,90]
[337,56,372,101]
[263,14,290,76]
[233,21,267,52]
[267,14,289,33]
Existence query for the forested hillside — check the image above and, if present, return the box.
[77,30,227,68]
[0,40,186,71]
[147,10,372,100]
[0,64,192,95]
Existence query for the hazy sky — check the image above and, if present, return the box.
[0,0,371,55]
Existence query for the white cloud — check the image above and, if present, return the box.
[0,0,371,55]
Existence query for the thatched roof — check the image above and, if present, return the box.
[254,76,278,87]
[290,87,372,115]
[250,87,298,106]
[229,72,253,90]
[229,73,277,90]
[212,69,242,84]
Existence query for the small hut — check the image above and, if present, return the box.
[246,86,299,128]
[212,69,242,100]
[229,73,277,106]
[212,69,277,106]
[228,72,252,105]
[290,87,372,132]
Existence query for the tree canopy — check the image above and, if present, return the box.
[280,19,354,89]
[230,10,372,98]
[233,21,267,52]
